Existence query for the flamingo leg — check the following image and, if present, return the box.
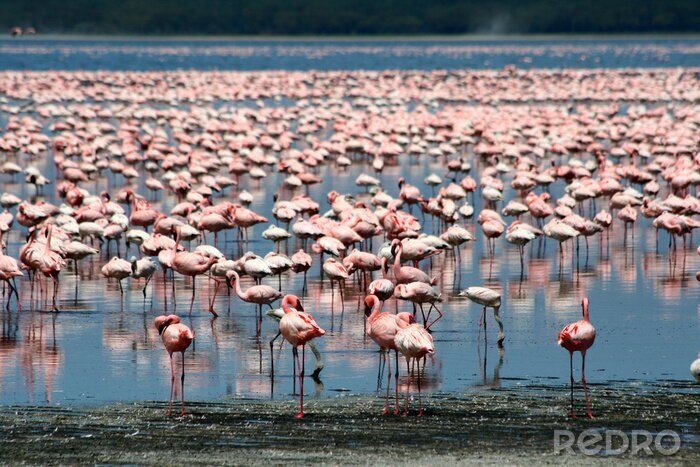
[417,358,423,417]
[569,351,576,419]
[189,276,196,316]
[383,349,391,415]
[208,279,220,317]
[425,304,443,331]
[582,352,593,419]
[168,353,175,417]
[403,358,411,416]
[294,345,305,419]
[52,277,59,312]
[143,275,151,298]
[394,350,400,415]
[180,351,186,416]
[269,330,281,377]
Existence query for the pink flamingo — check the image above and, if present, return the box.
[390,240,436,285]
[0,248,22,310]
[225,270,282,332]
[279,294,326,418]
[394,321,434,416]
[171,227,218,316]
[364,295,413,414]
[557,297,596,419]
[155,314,194,416]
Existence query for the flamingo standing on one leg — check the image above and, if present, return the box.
[0,249,22,310]
[364,294,413,414]
[394,321,434,416]
[154,314,194,416]
[557,297,596,419]
[278,294,325,418]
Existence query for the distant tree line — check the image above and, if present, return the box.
[1,0,699,35]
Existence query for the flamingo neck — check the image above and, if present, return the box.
[380,257,387,280]
[173,228,182,251]
[44,226,52,254]
[367,297,381,321]
[231,271,245,299]
[582,301,590,321]
[393,243,402,274]
[281,295,296,314]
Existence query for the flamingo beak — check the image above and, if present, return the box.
[158,319,171,335]
[296,300,304,312]
[364,300,372,317]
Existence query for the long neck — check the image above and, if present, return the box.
[44,226,52,254]
[173,228,181,250]
[393,244,402,273]
[381,257,387,280]
[281,295,295,314]
[231,271,245,298]
[368,297,381,321]
[582,301,590,321]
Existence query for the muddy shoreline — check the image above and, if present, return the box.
[1,383,698,465]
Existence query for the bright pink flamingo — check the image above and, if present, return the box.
[155,314,194,416]
[364,295,413,414]
[394,321,435,416]
[279,294,325,418]
[557,297,596,419]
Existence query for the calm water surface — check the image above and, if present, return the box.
[0,39,698,406]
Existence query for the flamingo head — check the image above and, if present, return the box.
[389,238,401,257]
[364,295,378,317]
[154,314,180,335]
[225,270,238,287]
[396,312,415,326]
[398,177,405,188]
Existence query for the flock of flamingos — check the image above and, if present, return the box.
[0,68,699,419]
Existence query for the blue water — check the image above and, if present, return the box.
[0,37,699,70]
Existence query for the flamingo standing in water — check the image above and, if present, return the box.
[557,297,596,419]
[225,270,282,332]
[460,286,504,347]
[394,321,434,416]
[171,227,218,316]
[364,295,413,414]
[0,248,22,310]
[279,294,325,418]
[154,314,194,416]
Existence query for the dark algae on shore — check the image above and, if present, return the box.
[1,383,698,465]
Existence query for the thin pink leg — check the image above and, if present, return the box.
[582,352,593,419]
[417,358,423,416]
[294,346,305,418]
[383,350,391,415]
[180,351,186,416]
[569,351,576,419]
[168,353,175,416]
[393,350,400,415]
[403,358,411,416]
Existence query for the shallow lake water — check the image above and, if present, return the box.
[0,38,698,407]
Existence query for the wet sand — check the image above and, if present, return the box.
[1,383,698,465]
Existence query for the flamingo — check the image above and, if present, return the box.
[557,297,596,419]
[368,257,394,303]
[364,295,413,414]
[459,286,504,347]
[278,294,326,418]
[171,227,218,316]
[394,321,434,416]
[0,248,22,310]
[390,240,436,285]
[226,270,282,331]
[131,256,156,297]
[101,255,132,293]
[155,314,194,416]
